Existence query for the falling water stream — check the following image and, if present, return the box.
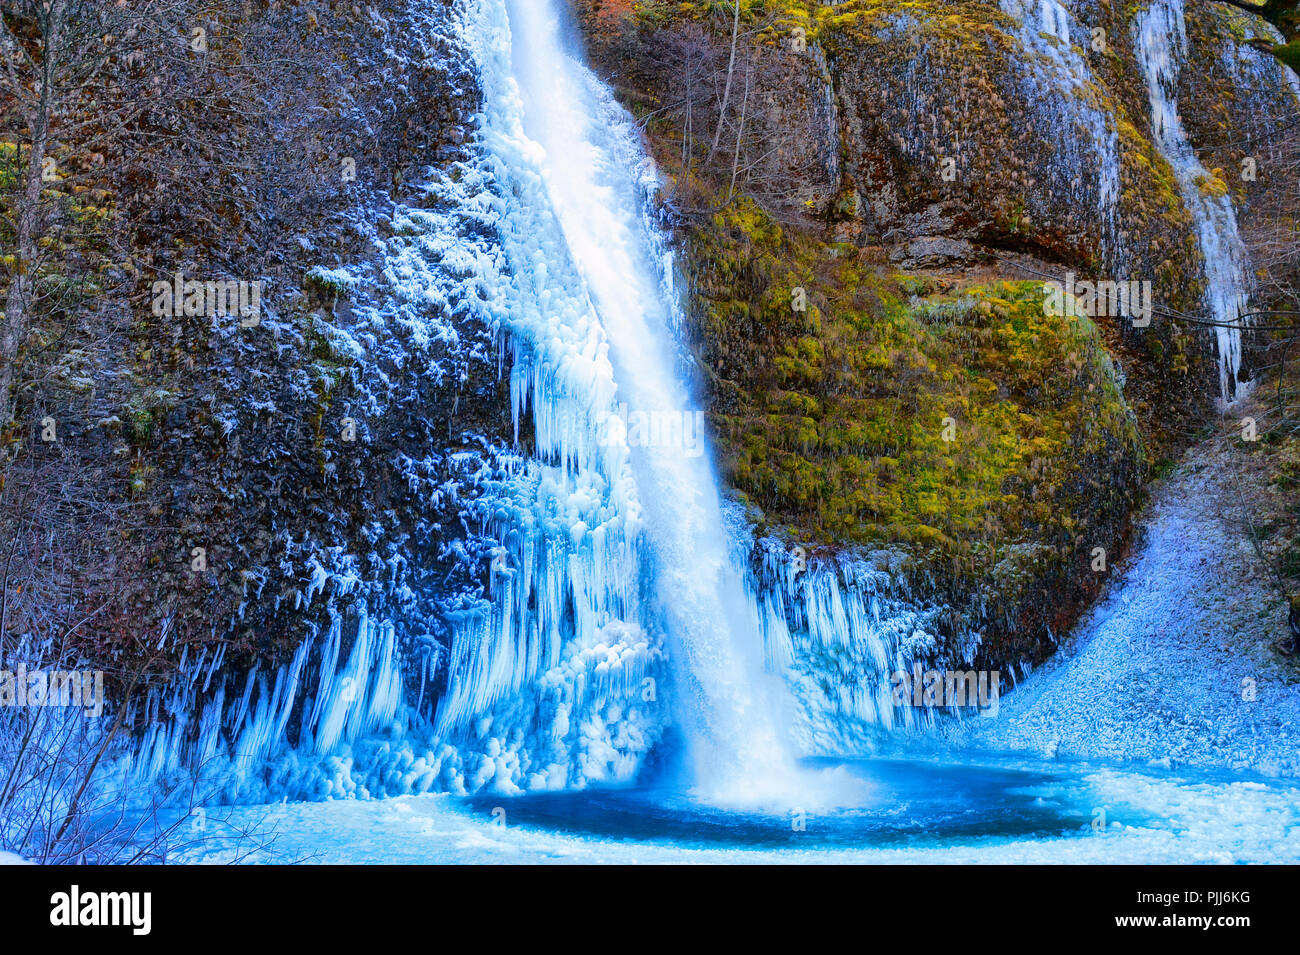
[1135,0,1253,402]
[448,0,805,804]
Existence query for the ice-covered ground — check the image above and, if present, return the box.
[955,434,1300,776]
[175,757,1300,863]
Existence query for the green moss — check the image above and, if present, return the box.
[123,386,177,447]
[304,266,355,301]
[688,200,1143,568]
[634,0,1015,52]
[1274,437,1300,491]
[125,405,155,446]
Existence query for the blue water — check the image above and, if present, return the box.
[461,756,1152,849]
[159,750,1300,863]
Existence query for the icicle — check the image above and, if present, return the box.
[1134,0,1253,402]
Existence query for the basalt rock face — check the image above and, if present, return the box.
[584,0,1296,413]
[575,0,1298,676]
[144,1,507,710]
[4,0,513,771]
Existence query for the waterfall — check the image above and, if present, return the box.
[1135,0,1252,403]
[112,0,1081,806]
[444,0,801,802]
[113,0,941,807]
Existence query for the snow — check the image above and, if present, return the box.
[174,762,1300,864]
[954,436,1300,777]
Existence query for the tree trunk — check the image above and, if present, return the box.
[726,66,750,204]
[0,7,60,434]
[0,124,49,434]
[705,0,741,167]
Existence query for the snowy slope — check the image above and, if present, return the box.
[955,436,1300,776]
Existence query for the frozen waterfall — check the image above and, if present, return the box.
[442,0,802,802]
[1135,0,1253,403]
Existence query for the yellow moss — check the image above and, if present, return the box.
[688,200,1142,563]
